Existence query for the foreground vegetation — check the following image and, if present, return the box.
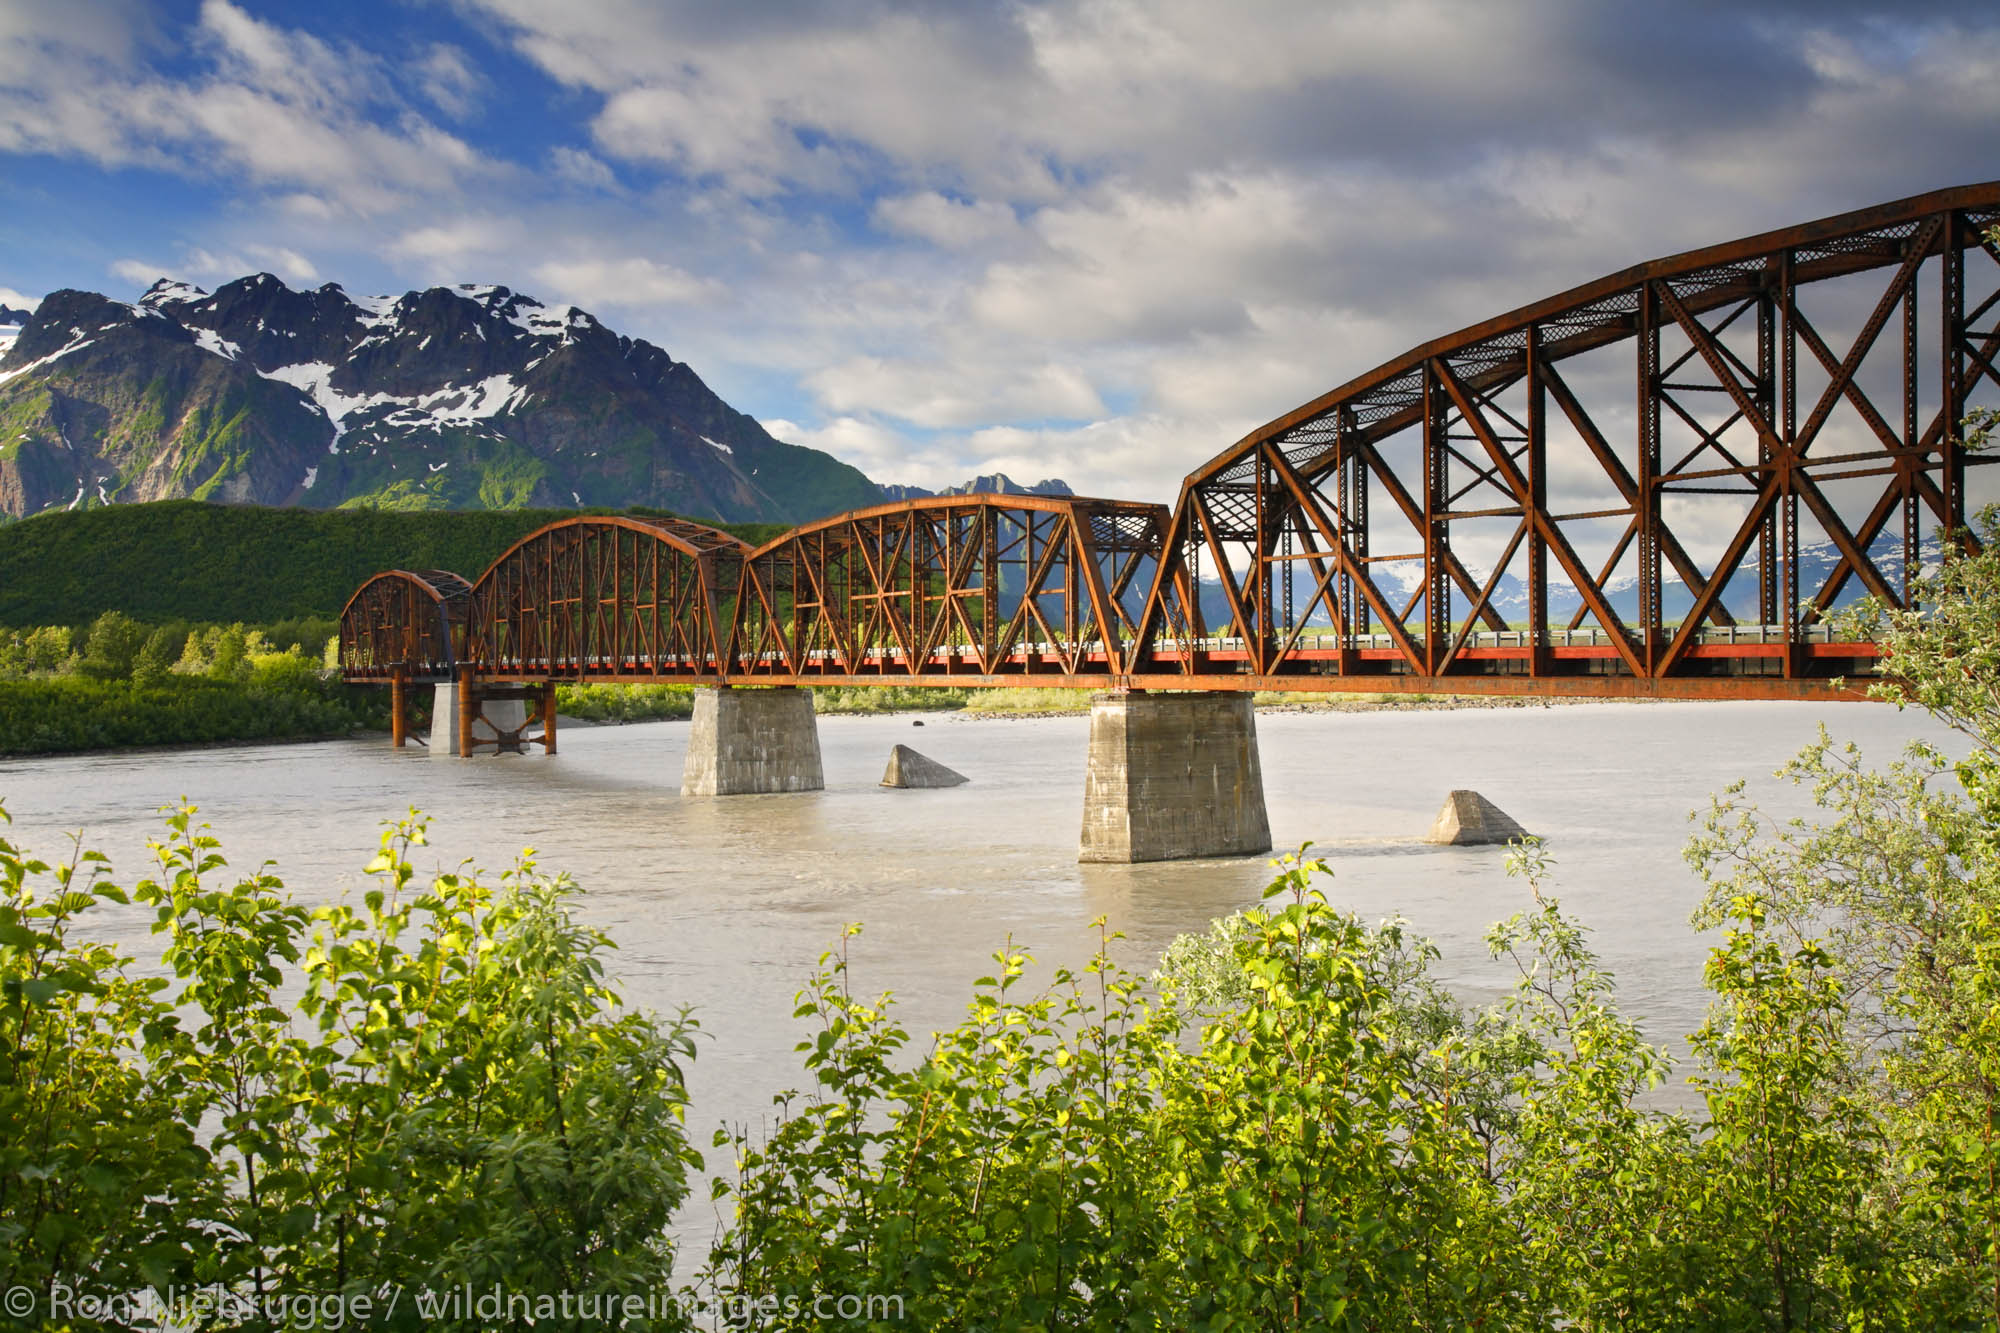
[4,507,1998,1326]
[703,490,2000,1325]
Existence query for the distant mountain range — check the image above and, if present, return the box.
[0,275,1072,526]
[1253,532,1934,632]
[880,474,1075,502]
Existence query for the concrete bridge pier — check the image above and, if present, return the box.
[681,686,824,796]
[430,671,553,756]
[1079,691,1271,863]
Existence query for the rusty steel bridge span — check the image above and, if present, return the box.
[337,183,2000,859]
[343,183,2000,709]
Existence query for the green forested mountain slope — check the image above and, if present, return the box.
[0,499,782,626]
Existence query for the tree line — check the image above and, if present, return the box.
[0,611,385,755]
[0,499,782,627]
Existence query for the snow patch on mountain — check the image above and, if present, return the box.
[258,361,397,453]
[505,304,571,339]
[138,280,208,308]
[347,292,398,321]
[0,332,96,387]
[259,358,528,451]
[191,328,241,361]
[430,373,525,422]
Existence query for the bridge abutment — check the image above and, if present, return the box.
[1079,691,1271,863]
[681,686,824,796]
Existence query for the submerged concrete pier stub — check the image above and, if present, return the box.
[681,686,825,796]
[881,744,969,788]
[1078,690,1272,864]
[1426,790,1530,845]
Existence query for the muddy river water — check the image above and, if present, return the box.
[0,697,1955,1258]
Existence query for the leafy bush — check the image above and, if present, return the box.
[0,625,75,676]
[810,686,969,714]
[130,625,185,686]
[0,672,386,755]
[0,805,700,1328]
[699,858,1524,1327]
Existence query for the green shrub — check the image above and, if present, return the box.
[0,625,74,677]
[699,856,1525,1327]
[810,685,968,714]
[0,804,700,1326]
[130,625,185,686]
[74,611,148,681]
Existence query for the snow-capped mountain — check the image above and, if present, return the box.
[0,274,880,522]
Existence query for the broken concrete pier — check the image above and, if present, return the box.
[681,686,824,796]
[1079,691,1271,863]
[1426,790,1530,845]
[880,745,968,788]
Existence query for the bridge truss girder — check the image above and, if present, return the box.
[1127,182,2000,693]
[338,569,471,684]
[338,184,2000,703]
[463,515,749,679]
[732,495,1176,683]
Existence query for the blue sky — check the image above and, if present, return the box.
[2,0,1997,501]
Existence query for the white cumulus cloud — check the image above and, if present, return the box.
[531,256,725,309]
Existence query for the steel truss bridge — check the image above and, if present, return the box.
[342,184,2000,703]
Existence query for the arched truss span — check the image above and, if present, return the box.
[339,185,2000,700]
[338,569,472,683]
[1129,181,2000,689]
[463,515,750,679]
[732,495,1176,682]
